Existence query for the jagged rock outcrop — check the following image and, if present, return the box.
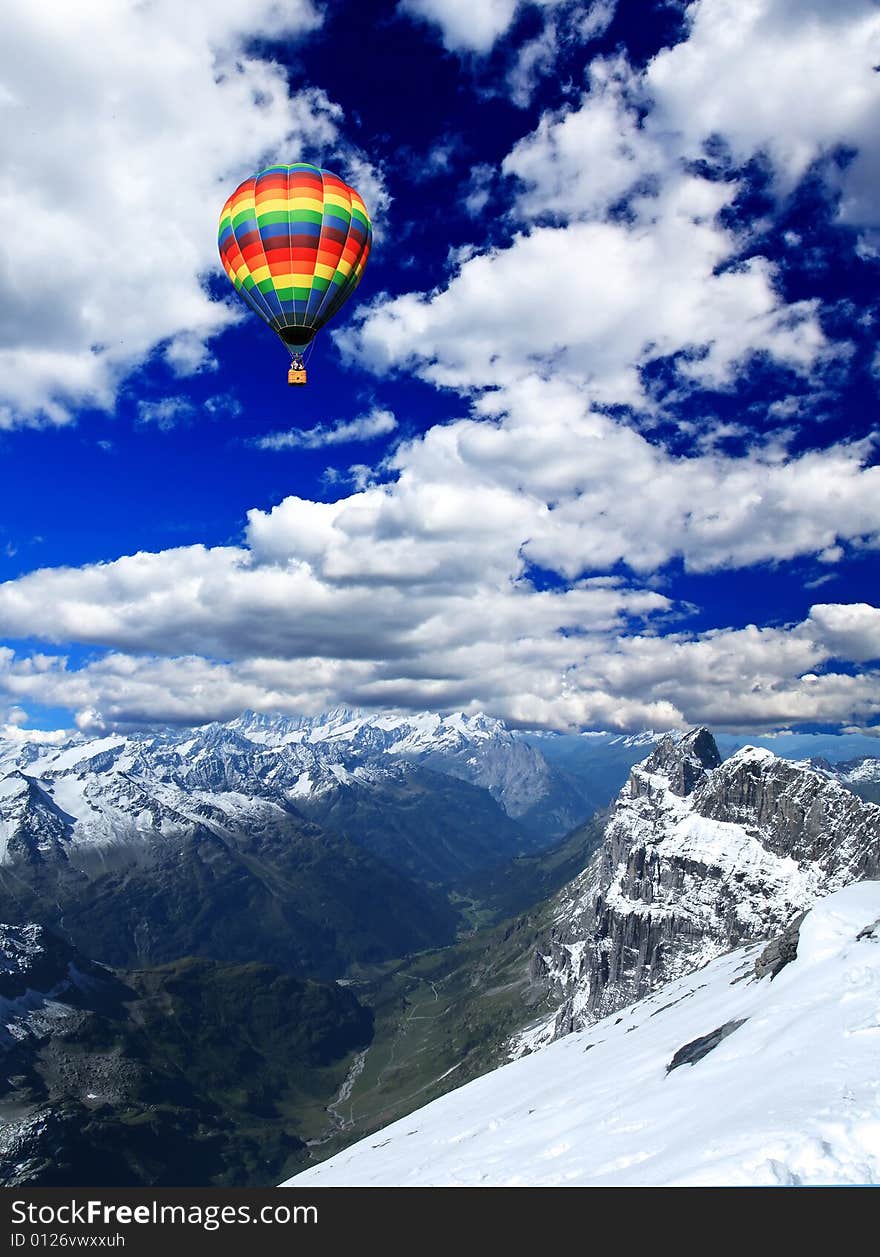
[519,728,880,1050]
[753,912,805,980]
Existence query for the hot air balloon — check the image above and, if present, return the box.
[218,163,372,386]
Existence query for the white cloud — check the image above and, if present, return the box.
[505,16,562,108]
[350,1,878,401]
[345,173,827,404]
[136,397,196,432]
[0,719,70,745]
[0,0,382,427]
[647,0,880,228]
[804,603,880,663]
[399,0,600,57]
[254,408,398,451]
[464,163,497,217]
[0,375,879,729]
[506,1,616,106]
[503,55,661,219]
[136,393,242,431]
[0,0,876,736]
[164,333,219,378]
[399,0,521,53]
[1,599,879,734]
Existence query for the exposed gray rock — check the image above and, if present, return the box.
[666,1019,748,1072]
[754,912,806,980]
[643,727,721,797]
[516,729,880,1051]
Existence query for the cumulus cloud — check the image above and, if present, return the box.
[506,1,616,106]
[399,0,608,60]
[0,539,670,662]
[0,702,69,744]
[400,0,522,53]
[345,174,827,404]
[502,55,661,219]
[803,603,880,664]
[254,408,398,451]
[509,2,880,230]
[647,0,880,228]
[0,372,879,729]
[0,0,381,427]
[244,378,880,579]
[0,0,876,736]
[349,1,878,401]
[1,601,879,734]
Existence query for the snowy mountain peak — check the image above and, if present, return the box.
[608,729,662,748]
[229,706,509,749]
[524,729,880,1045]
[640,726,722,797]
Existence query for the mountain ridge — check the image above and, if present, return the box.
[519,728,880,1048]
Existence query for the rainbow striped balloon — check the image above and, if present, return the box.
[218,163,372,352]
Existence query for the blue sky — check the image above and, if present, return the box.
[0,0,878,737]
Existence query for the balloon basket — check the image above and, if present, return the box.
[288,367,308,386]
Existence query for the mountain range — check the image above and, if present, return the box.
[0,709,656,974]
[1,711,879,1186]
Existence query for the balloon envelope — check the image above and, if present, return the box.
[218,163,372,351]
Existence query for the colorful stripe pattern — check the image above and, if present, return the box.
[218,163,372,349]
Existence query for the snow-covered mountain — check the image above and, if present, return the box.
[3,711,876,985]
[810,755,880,806]
[285,881,880,1187]
[1,706,594,896]
[229,708,592,836]
[0,709,592,865]
[522,728,880,1046]
[0,708,607,974]
[0,720,472,974]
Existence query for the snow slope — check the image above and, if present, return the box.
[284,882,880,1187]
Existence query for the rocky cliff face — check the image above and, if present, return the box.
[520,729,880,1049]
